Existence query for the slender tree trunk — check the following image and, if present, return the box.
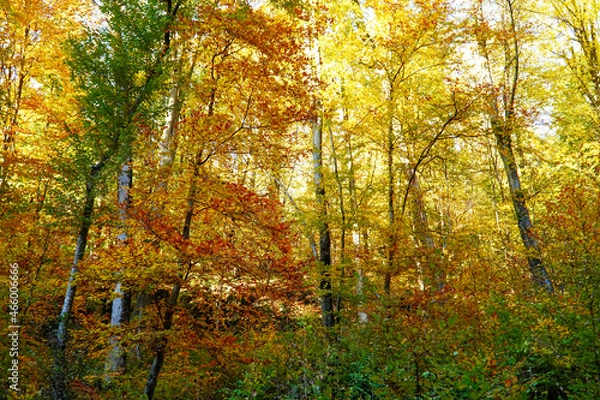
[52,195,94,400]
[105,154,133,377]
[308,7,334,327]
[492,120,554,292]
[329,127,347,321]
[129,61,188,360]
[406,171,434,250]
[52,153,114,400]
[354,228,368,323]
[477,0,554,293]
[144,54,202,396]
[2,63,24,153]
[0,60,25,194]
[385,110,396,295]
[343,130,368,322]
[157,69,185,187]
[144,176,196,400]
[143,279,183,400]
[143,279,184,400]
[312,110,334,328]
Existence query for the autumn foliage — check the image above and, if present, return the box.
[2,0,600,399]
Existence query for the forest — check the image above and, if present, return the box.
[1,0,600,398]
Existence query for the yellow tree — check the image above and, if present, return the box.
[345,0,463,294]
[551,0,600,129]
[0,0,83,395]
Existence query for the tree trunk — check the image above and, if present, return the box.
[477,0,554,293]
[129,61,188,360]
[0,59,25,194]
[354,228,368,323]
[143,281,182,400]
[52,154,113,400]
[403,162,441,290]
[343,129,368,322]
[329,127,347,321]
[144,55,202,396]
[385,111,396,295]
[143,178,195,400]
[105,155,133,377]
[493,121,554,293]
[157,68,185,188]
[312,110,334,328]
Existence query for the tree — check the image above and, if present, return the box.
[551,0,600,130]
[474,0,554,292]
[312,102,335,328]
[353,0,458,293]
[105,0,189,378]
[127,2,311,396]
[52,1,176,397]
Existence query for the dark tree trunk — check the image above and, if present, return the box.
[477,0,554,294]
[385,144,395,295]
[143,283,181,399]
[493,123,553,293]
[144,178,195,400]
[312,110,334,328]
